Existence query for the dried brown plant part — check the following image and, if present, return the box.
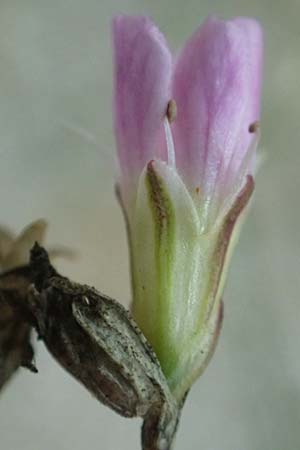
[28,244,181,450]
[0,267,37,390]
[0,307,35,390]
[2,219,47,271]
[0,218,75,390]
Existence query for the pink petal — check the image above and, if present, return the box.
[171,16,263,199]
[113,15,172,187]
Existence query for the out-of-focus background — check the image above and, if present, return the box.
[0,1,299,449]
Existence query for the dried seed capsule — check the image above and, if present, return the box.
[29,244,180,449]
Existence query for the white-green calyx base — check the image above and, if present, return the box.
[125,160,254,401]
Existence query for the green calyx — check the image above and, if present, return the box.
[130,159,254,401]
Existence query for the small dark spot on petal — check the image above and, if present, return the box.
[249,121,260,133]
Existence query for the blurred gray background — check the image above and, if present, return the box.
[0,1,299,449]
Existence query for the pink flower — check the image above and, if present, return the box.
[112,15,263,399]
[113,15,262,227]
